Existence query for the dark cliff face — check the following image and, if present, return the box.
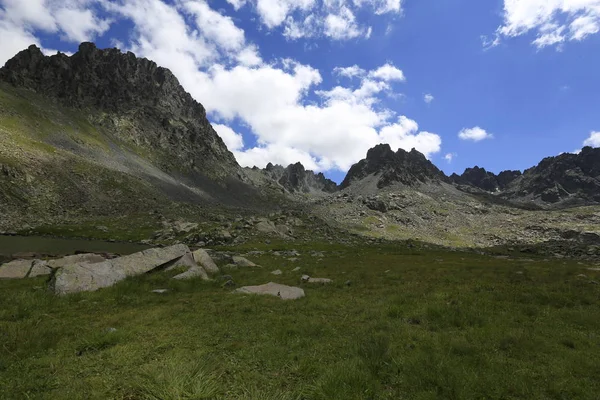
[0,43,240,178]
[263,162,338,193]
[340,144,448,189]
[450,167,521,192]
[503,146,600,204]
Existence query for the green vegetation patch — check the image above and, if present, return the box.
[1,242,599,399]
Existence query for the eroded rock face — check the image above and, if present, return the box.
[340,144,448,189]
[235,282,305,300]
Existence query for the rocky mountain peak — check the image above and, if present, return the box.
[340,144,447,189]
[450,166,521,192]
[0,42,239,178]
[253,162,338,194]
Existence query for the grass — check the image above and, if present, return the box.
[1,241,600,399]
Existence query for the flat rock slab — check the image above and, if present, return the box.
[235,282,305,300]
[48,254,106,269]
[271,269,282,275]
[301,275,332,284]
[151,289,169,294]
[52,244,191,294]
[587,267,600,271]
[0,259,33,279]
[232,256,256,267]
[193,249,219,274]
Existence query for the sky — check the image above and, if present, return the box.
[1,0,600,183]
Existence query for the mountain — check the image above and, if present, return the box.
[450,147,600,206]
[500,146,600,205]
[340,144,448,189]
[450,167,521,192]
[0,43,267,229]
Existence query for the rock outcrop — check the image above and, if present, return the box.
[340,144,447,189]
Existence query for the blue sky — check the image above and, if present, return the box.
[1,0,600,183]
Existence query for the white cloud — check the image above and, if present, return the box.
[495,0,600,48]
[225,0,247,10]
[444,153,455,163]
[583,131,600,147]
[212,123,244,151]
[424,93,434,104]
[324,7,364,40]
[333,65,366,79]
[0,0,110,49]
[368,63,405,82]
[255,0,315,28]
[458,126,494,142]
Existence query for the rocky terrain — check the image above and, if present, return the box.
[0,42,599,257]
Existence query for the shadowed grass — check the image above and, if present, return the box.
[0,241,599,399]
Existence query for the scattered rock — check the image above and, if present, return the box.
[0,259,33,279]
[51,244,191,294]
[301,274,310,282]
[271,269,282,275]
[292,267,301,272]
[235,282,305,300]
[232,256,257,267]
[192,249,219,274]
[151,289,169,294]
[345,280,352,286]
[222,279,235,288]
[306,277,332,284]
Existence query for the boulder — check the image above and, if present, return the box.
[301,275,332,284]
[271,269,282,275]
[192,249,219,274]
[48,253,106,269]
[164,252,197,271]
[0,259,32,279]
[51,244,190,294]
[172,266,209,281]
[232,256,256,267]
[235,282,305,300]
[29,260,51,277]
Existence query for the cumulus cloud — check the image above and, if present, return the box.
[0,0,111,63]
[1,0,438,173]
[444,153,455,163]
[226,0,403,40]
[424,93,434,104]
[492,0,600,49]
[583,131,600,147]
[458,127,494,142]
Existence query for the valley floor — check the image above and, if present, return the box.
[1,241,600,399]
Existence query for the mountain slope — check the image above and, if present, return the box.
[0,43,271,229]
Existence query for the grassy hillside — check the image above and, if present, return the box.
[1,241,599,399]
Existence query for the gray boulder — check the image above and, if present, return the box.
[301,275,333,284]
[29,260,51,277]
[192,249,219,273]
[172,266,209,280]
[51,244,191,294]
[232,256,257,267]
[271,269,282,275]
[0,259,33,279]
[235,282,305,300]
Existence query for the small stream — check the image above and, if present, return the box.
[0,235,150,260]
